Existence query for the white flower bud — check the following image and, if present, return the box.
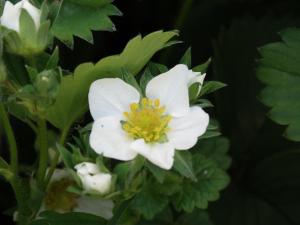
[75,162,112,195]
[0,0,41,33]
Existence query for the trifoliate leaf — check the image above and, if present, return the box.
[257,27,300,141]
[46,31,178,130]
[173,154,230,212]
[51,0,121,47]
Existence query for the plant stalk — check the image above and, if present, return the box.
[36,118,48,188]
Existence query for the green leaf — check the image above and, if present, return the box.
[180,47,192,68]
[173,151,197,182]
[257,27,300,141]
[121,69,142,95]
[0,156,9,169]
[173,154,230,212]
[132,184,169,220]
[46,31,178,129]
[51,0,121,47]
[196,137,231,170]
[31,211,106,225]
[200,81,226,96]
[193,58,211,73]
[145,161,167,183]
[140,67,153,96]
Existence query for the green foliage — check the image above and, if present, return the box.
[196,136,231,170]
[46,30,178,130]
[173,151,197,182]
[200,81,227,96]
[31,211,106,225]
[51,0,121,47]
[173,154,230,213]
[257,28,300,141]
[180,47,192,68]
[132,183,169,220]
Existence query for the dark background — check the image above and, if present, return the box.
[1,0,300,224]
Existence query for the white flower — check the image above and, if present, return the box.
[75,162,112,195]
[88,64,209,170]
[0,0,41,33]
[41,169,114,220]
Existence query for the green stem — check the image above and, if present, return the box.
[0,103,18,173]
[36,118,48,188]
[0,103,31,224]
[45,125,70,184]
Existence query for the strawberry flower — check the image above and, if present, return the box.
[89,64,209,169]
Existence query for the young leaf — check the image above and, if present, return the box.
[46,31,178,129]
[193,58,211,73]
[200,81,227,96]
[173,151,197,182]
[121,69,142,95]
[180,47,192,68]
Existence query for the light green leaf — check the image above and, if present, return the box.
[46,31,178,129]
[257,27,300,141]
[51,0,121,47]
[173,151,197,182]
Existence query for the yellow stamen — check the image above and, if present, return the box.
[122,98,172,143]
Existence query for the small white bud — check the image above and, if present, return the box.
[75,162,112,195]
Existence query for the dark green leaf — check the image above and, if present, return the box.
[173,151,197,182]
[51,0,121,47]
[257,27,300,141]
[145,162,166,183]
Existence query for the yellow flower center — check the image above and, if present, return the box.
[122,98,172,143]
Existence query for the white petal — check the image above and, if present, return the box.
[75,162,100,175]
[0,1,21,32]
[90,116,137,161]
[74,196,114,220]
[131,139,175,170]
[79,173,112,194]
[167,106,209,150]
[89,78,140,120]
[146,64,192,117]
[22,0,41,29]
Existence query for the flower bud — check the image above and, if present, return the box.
[0,0,50,57]
[0,0,41,33]
[75,162,112,195]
